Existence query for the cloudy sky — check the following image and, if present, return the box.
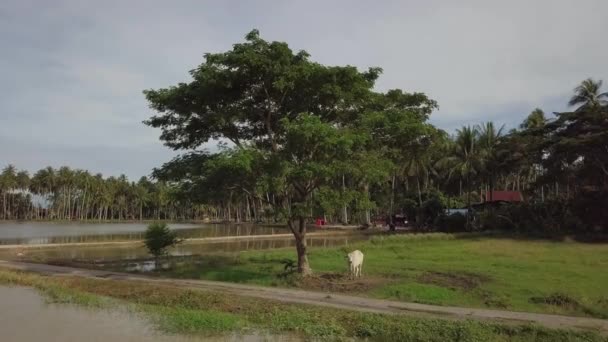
[1,0,606,179]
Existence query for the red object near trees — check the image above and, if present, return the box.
[315,218,326,226]
[483,191,523,202]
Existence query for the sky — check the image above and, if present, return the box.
[1,0,606,180]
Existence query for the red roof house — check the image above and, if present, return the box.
[483,191,523,203]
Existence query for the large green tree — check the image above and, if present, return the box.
[144,30,436,273]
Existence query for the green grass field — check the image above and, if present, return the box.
[0,269,605,341]
[155,233,608,319]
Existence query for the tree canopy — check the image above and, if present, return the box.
[144,30,438,274]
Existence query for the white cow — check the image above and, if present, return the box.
[347,250,364,279]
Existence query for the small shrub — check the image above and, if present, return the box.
[277,259,297,278]
[530,293,579,307]
[144,222,181,264]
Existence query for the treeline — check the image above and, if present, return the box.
[151,96,606,232]
[142,30,607,274]
[145,31,608,235]
[0,166,218,221]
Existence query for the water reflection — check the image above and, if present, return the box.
[0,222,303,245]
[0,235,366,262]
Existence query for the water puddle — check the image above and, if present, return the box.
[0,285,189,341]
[0,285,300,341]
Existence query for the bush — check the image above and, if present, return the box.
[144,223,181,262]
[570,190,608,232]
[475,200,595,235]
[401,198,418,222]
[419,197,444,225]
[434,213,467,232]
[477,210,514,231]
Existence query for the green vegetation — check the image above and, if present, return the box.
[144,222,181,265]
[1,31,607,276]
[0,269,604,341]
[141,29,608,274]
[0,164,216,221]
[141,234,608,319]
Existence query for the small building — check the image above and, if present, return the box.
[482,191,523,203]
[445,208,469,216]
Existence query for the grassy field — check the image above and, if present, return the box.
[0,269,605,341]
[137,233,608,319]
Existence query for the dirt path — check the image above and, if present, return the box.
[1,260,607,335]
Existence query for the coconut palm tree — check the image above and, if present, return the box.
[477,122,505,201]
[16,171,30,219]
[134,183,151,221]
[437,126,484,226]
[404,136,434,206]
[520,108,547,130]
[568,78,608,110]
[1,165,18,219]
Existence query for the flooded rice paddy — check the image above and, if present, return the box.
[0,222,368,264]
[0,222,301,245]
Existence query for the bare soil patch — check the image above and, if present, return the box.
[417,271,490,291]
[297,272,387,293]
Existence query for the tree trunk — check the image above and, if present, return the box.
[342,174,348,224]
[389,174,396,228]
[489,175,494,202]
[246,196,251,222]
[459,180,462,197]
[416,175,422,206]
[288,216,312,276]
[541,185,544,202]
[363,183,371,225]
[466,174,472,229]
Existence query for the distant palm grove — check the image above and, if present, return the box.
[2,30,607,249]
[0,166,211,221]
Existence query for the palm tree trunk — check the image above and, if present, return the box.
[342,174,348,224]
[389,174,396,228]
[416,175,422,206]
[466,173,472,229]
[459,180,462,197]
[364,183,371,225]
[541,185,544,202]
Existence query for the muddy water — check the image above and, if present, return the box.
[0,222,300,245]
[0,234,367,262]
[0,285,190,341]
[0,285,300,341]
